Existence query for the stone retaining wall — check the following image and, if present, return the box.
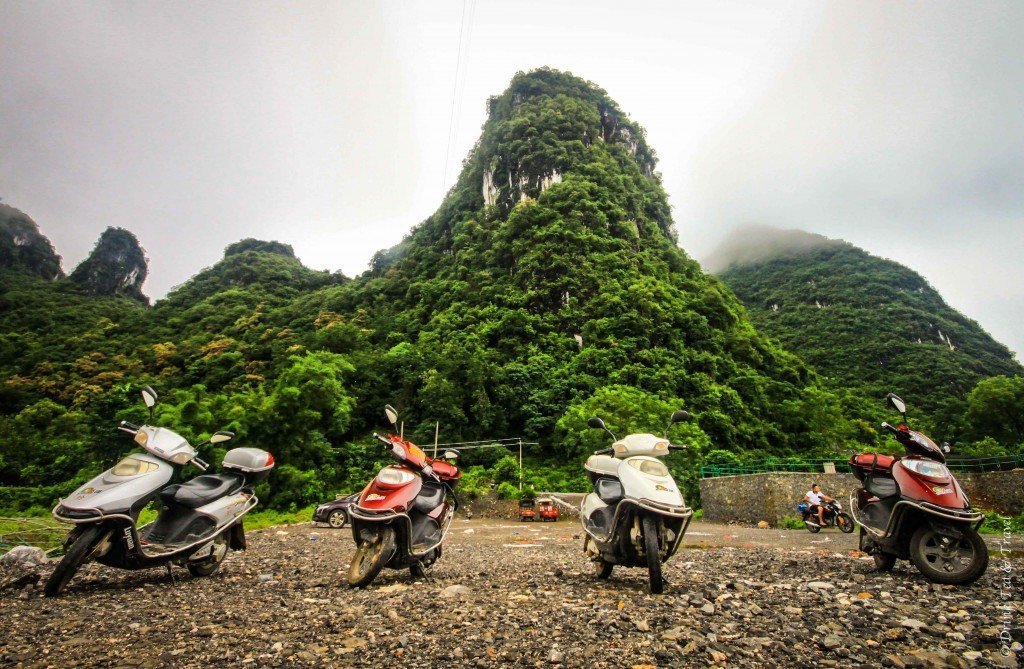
[699,469,1024,524]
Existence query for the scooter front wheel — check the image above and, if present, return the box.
[837,513,855,534]
[44,525,105,597]
[909,525,988,585]
[642,515,663,595]
[347,527,397,588]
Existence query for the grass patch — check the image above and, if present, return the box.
[245,506,314,531]
[0,516,66,553]
[979,509,1024,535]
[779,516,806,530]
[0,505,316,554]
[691,508,703,521]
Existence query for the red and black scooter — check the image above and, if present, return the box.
[850,393,988,585]
[346,405,461,587]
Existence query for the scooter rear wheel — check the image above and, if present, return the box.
[873,552,897,572]
[347,527,397,588]
[44,525,105,597]
[409,546,441,580]
[188,535,228,577]
[860,528,896,572]
[909,525,988,585]
[642,515,663,595]
[594,557,613,579]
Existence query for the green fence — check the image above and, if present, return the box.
[700,454,1024,478]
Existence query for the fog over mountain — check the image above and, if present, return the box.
[689,2,1024,357]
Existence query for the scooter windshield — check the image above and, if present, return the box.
[906,431,944,461]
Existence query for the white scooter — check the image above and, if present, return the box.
[46,386,274,596]
[580,410,694,594]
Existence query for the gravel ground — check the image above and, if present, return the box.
[1,519,1021,668]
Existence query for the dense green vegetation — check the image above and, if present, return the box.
[1,70,1020,516]
[714,228,1022,443]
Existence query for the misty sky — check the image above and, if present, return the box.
[1,1,1021,357]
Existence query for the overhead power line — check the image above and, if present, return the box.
[442,0,476,196]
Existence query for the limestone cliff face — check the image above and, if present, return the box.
[0,204,64,281]
[476,68,660,214]
[69,227,149,304]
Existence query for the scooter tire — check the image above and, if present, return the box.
[873,552,897,572]
[44,525,105,597]
[594,558,613,579]
[188,560,221,577]
[188,536,228,577]
[806,522,821,534]
[409,546,441,580]
[837,513,855,534]
[909,525,988,585]
[347,527,397,588]
[642,515,663,595]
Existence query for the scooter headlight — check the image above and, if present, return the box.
[901,459,950,479]
[377,467,416,486]
[111,456,159,477]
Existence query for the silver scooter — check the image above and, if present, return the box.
[580,410,694,594]
[46,386,274,596]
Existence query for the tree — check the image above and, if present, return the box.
[964,375,1024,449]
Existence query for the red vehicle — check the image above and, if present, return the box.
[850,394,988,585]
[346,405,461,587]
[537,497,559,522]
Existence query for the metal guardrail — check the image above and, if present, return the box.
[0,517,67,555]
[700,454,1024,478]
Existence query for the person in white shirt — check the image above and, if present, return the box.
[803,484,834,526]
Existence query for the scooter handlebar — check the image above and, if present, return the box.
[118,421,140,434]
[881,422,898,434]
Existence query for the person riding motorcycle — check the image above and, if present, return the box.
[802,483,834,527]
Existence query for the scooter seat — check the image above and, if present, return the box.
[411,481,445,513]
[161,473,243,509]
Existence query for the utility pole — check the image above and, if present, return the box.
[518,437,523,491]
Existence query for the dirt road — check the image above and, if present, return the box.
[1,519,1020,667]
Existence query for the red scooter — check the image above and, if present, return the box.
[346,405,461,587]
[850,394,988,585]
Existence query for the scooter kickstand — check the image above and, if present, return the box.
[166,564,176,586]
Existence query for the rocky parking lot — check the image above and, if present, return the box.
[1,519,1021,668]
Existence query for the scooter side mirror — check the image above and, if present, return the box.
[886,393,907,417]
[443,450,459,461]
[587,416,617,441]
[670,410,691,424]
[941,442,951,454]
[209,431,234,445]
[141,386,158,409]
[384,404,399,427]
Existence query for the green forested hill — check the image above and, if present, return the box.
[2,71,1017,512]
[712,227,1022,438]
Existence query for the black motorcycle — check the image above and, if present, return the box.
[801,499,855,534]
